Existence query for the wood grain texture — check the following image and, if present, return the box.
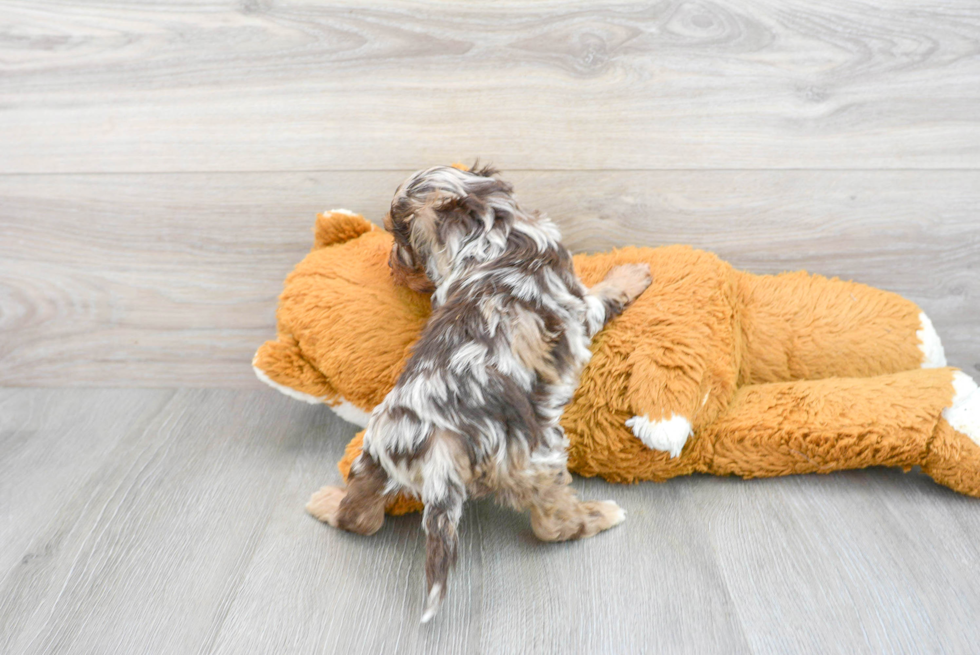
[2,389,980,654]
[0,388,340,655]
[1,0,979,172]
[1,170,977,387]
[711,473,980,654]
[0,389,174,593]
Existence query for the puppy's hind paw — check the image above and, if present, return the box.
[306,485,347,527]
[597,500,626,527]
[582,499,627,534]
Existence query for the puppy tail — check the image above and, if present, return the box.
[419,452,466,624]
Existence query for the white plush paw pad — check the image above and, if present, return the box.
[625,414,692,458]
[944,371,980,446]
[918,312,947,368]
[324,208,359,217]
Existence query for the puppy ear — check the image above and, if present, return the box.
[430,189,487,222]
[411,190,477,235]
[388,244,435,294]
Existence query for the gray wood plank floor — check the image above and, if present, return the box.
[2,1,979,653]
[4,388,980,655]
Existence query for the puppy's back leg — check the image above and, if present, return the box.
[307,453,388,536]
[530,478,625,542]
[499,465,625,542]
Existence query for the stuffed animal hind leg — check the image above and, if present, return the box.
[616,263,949,463]
[700,367,980,497]
[733,269,947,384]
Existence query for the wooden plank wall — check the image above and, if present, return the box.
[1,0,978,387]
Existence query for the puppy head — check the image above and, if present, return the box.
[385,164,514,291]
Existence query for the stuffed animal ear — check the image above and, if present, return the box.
[313,209,376,250]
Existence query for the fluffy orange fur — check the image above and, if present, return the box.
[253,210,980,512]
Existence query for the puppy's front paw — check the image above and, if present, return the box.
[306,485,347,527]
[604,263,652,304]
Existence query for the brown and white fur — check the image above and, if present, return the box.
[307,165,651,622]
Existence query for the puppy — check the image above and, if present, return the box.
[307,165,651,622]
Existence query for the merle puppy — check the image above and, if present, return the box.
[307,165,651,622]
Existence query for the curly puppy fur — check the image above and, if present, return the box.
[307,165,651,622]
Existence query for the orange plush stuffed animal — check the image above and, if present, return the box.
[254,210,980,513]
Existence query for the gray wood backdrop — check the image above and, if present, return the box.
[1,1,979,654]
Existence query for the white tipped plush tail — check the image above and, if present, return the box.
[917,312,947,368]
[945,371,980,446]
